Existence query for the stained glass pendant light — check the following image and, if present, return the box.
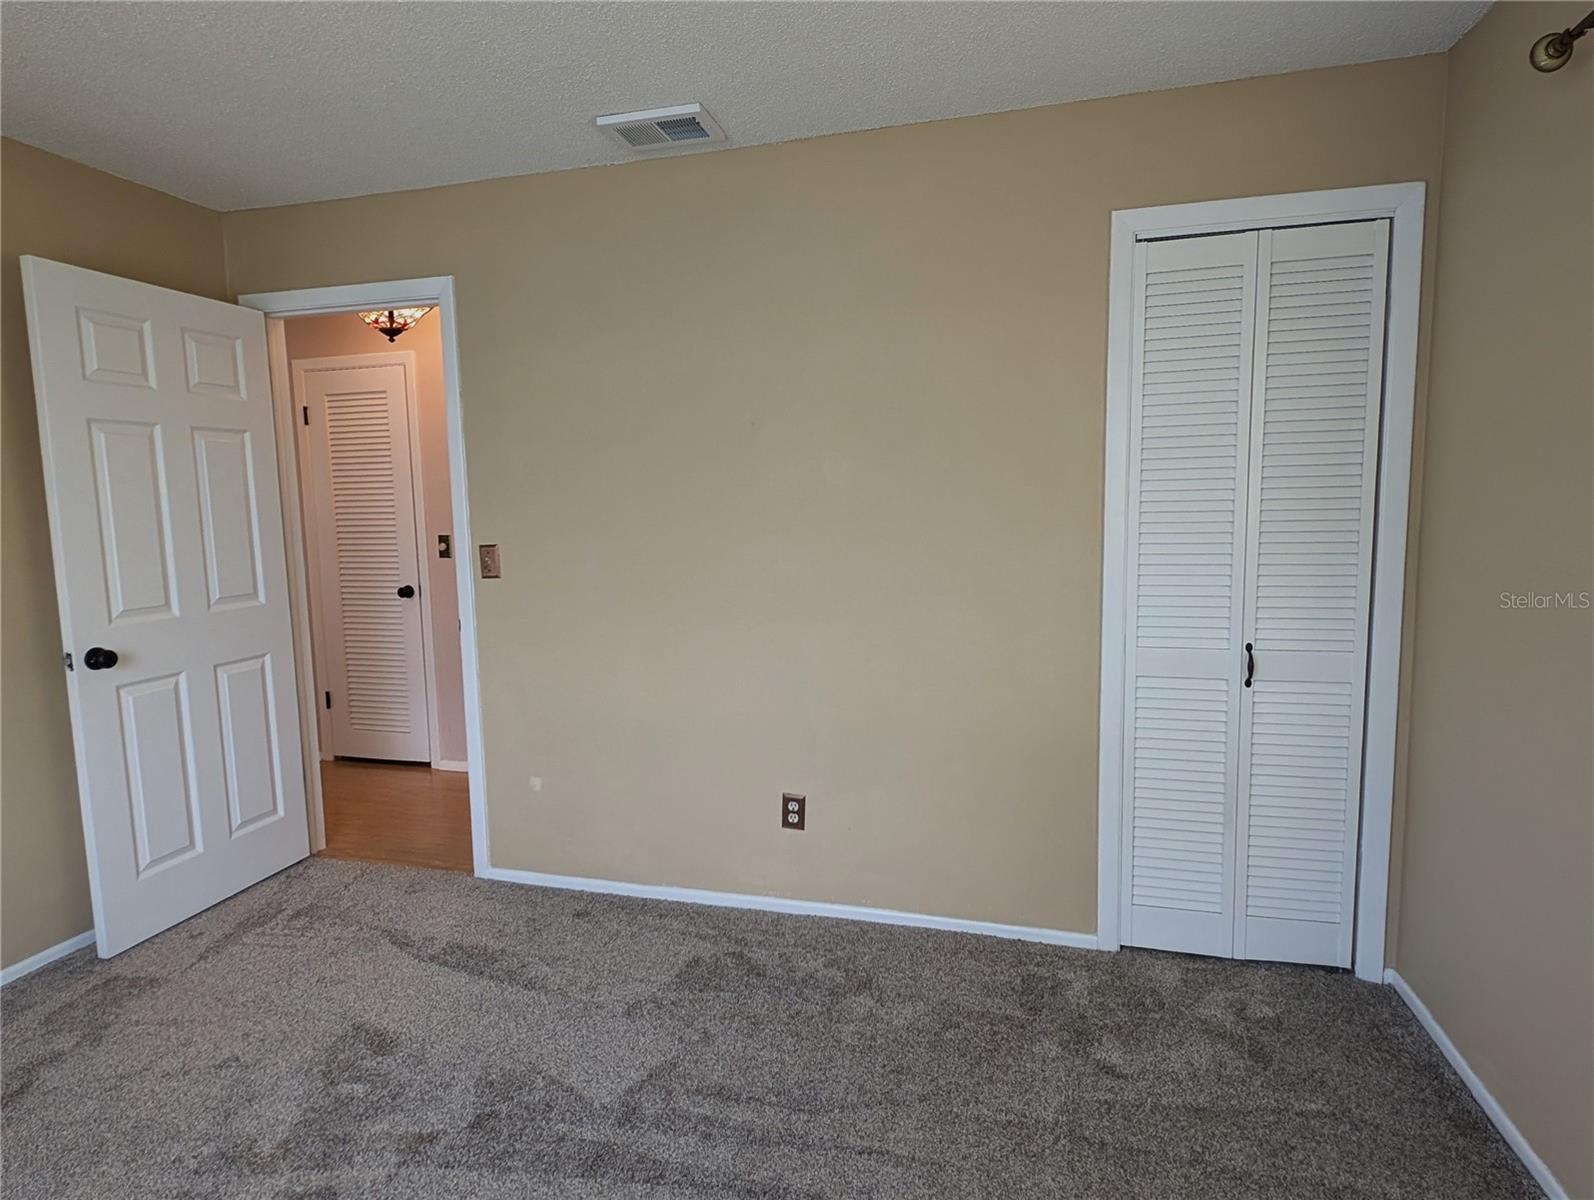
[358,307,434,341]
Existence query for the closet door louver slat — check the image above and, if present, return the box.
[1234,222,1389,967]
[1121,231,1259,959]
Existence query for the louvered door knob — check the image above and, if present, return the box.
[396,585,416,599]
[83,647,119,671]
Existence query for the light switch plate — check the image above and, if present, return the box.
[479,543,501,579]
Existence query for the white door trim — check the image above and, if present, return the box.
[240,278,489,877]
[291,350,439,767]
[265,320,327,849]
[1097,183,1426,982]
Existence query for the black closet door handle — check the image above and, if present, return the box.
[396,585,416,599]
[1244,642,1255,688]
[83,647,119,671]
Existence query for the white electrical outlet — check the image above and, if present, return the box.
[528,776,543,793]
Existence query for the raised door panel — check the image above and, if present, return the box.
[78,308,156,388]
[117,672,202,875]
[215,655,286,834]
[1120,230,1259,958]
[193,427,266,610]
[183,328,248,401]
[90,419,181,624]
[1234,222,1389,967]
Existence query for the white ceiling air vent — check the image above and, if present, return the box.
[595,103,727,154]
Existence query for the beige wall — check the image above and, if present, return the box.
[0,139,228,967]
[221,56,1448,931]
[1396,4,1594,1195]
[283,311,467,765]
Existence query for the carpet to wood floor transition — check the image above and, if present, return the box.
[0,858,1539,1199]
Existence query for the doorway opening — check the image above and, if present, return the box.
[242,279,486,879]
[279,310,470,872]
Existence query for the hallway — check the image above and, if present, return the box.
[319,760,471,873]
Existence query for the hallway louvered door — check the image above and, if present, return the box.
[1121,220,1390,968]
[300,359,431,762]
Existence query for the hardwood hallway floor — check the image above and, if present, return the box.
[318,760,472,872]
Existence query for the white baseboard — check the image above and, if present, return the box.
[1385,969,1567,1200]
[431,759,469,773]
[0,930,95,987]
[480,865,1099,951]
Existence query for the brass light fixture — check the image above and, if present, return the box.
[358,307,434,341]
[1529,10,1594,72]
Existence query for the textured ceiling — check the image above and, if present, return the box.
[1,1,1489,212]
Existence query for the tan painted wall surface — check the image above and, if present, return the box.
[283,311,467,765]
[221,57,1448,932]
[1,139,228,968]
[1396,4,1594,1195]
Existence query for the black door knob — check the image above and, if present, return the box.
[396,585,416,599]
[83,647,119,671]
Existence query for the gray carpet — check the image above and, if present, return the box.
[1,858,1539,1199]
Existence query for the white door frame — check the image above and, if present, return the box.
[1096,183,1426,982]
[291,350,442,767]
[239,278,489,876]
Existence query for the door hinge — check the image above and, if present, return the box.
[324,690,332,710]
[63,651,74,672]
[302,405,310,426]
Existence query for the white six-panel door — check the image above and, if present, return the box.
[296,358,431,762]
[22,257,309,957]
[1120,221,1390,967]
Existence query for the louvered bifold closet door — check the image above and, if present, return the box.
[1120,231,1259,958]
[305,362,431,763]
[1233,222,1390,967]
